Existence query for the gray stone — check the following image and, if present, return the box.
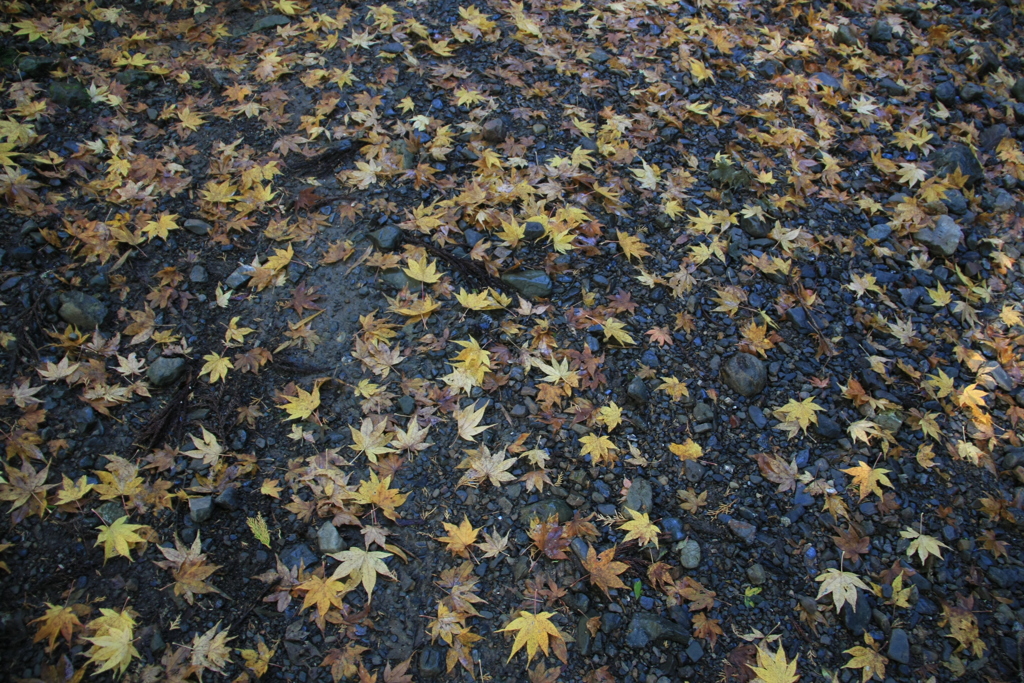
[625,613,689,648]
[934,81,957,105]
[1013,102,1024,125]
[875,411,903,434]
[397,395,416,415]
[942,189,968,215]
[721,353,767,397]
[116,69,156,86]
[728,518,756,543]
[576,614,593,656]
[661,517,684,542]
[189,265,208,283]
[678,539,701,569]
[932,144,984,186]
[685,639,704,662]
[684,459,706,483]
[523,221,546,240]
[379,268,413,291]
[866,223,892,241]
[868,20,893,42]
[591,48,610,63]
[746,563,766,586]
[960,82,985,103]
[58,291,107,329]
[520,499,572,524]
[215,485,239,510]
[380,42,405,54]
[693,401,714,423]
[481,118,506,143]
[318,522,345,554]
[810,72,841,90]
[627,376,650,404]
[148,356,186,388]
[992,188,1017,214]
[251,14,291,31]
[418,647,443,678]
[834,24,859,46]
[501,270,552,298]
[888,628,910,664]
[1013,77,1024,102]
[48,81,90,108]
[281,543,318,571]
[17,55,54,78]
[189,496,214,523]
[368,225,402,250]
[224,264,256,289]
[915,215,961,257]
[879,77,906,97]
[184,219,211,235]
[624,477,653,513]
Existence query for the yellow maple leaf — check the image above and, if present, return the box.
[437,516,479,558]
[597,402,622,431]
[200,352,233,384]
[499,611,564,664]
[841,462,892,501]
[95,516,150,562]
[579,433,618,465]
[843,634,887,683]
[669,439,703,461]
[815,568,868,614]
[619,508,660,547]
[329,547,395,600]
[403,255,442,283]
[454,402,493,442]
[602,317,634,345]
[141,213,180,242]
[773,397,823,434]
[279,382,321,421]
[616,229,651,262]
[899,527,949,565]
[84,608,139,677]
[750,642,800,683]
[31,603,88,653]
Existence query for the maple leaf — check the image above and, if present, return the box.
[389,416,432,453]
[32,602,89,653]
[678,487,708,513]
[141,212,180,242]
[240,637,276,678]
[528,517,570,560]
[190,623,233,682]
[841,462,892,501]
[752,452,798,493]
[330,548,395,600]
[0,460,54,523]
[843,634,887,683]
[453,402,493,442]
[296,572,350,624]
[619,508,660,547]
[184,427,225,467]
[437,516,479,558]
[95,516,150,562]
[581,545,627,597]
[597,402,622,431]
[645,326,673,347]
[670,440,703,462]
[601,317,634,345]
[199,352,232,383]
[349,418,397,462]
[279,382,321,421]
[83,608,139,678]
[899,527,949,565]
[499,611,564,665]
[692,612,723,650]
[403,255,443,283]
[616,229,650,262]
[457,444,517,488]
[288,282,323,316]
[579,433,618,465]
[772,397,823,434]
[750,642,799,683]
[352,471,408,521]
[154,532,221,605]
[476,529,510,559]
[815,568,868,614]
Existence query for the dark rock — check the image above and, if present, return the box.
[813,414,843,441]
[1013,77,1024,102]
[251,14,291,31]
[661,517,685,542]
[600,612,623,634]
[224,264,256,289]
[866,223,892,241]
[501,270,552,298]
[879,77,906,97]
[932,144,985,186]
[678,539,701,569]
[746,563,766,585]
[520,499,572,524]
[48,81,90,108]
[915,215,962,257]
[214,485,239,510]
[379,268,413,291]
[934,81,957,105]
[868,20,893,42]
[887,629,911,664]
[627,376,650,404]
[147,357,186,388]
[115,69,156,86]
[591,48,610,64]
[684,460,706,483]
[960,82,985,103]
[281,544,318,571]
[189,496,214,523]
[624,477,653,513]
[625,613,689,648]
[17,55,54,77]
[59,291,107,329]
[941,189,968,215]
[380,42,405,54]
[979,124,1009,151]
[189,265,208,283]
[834,24,859,47]
[368,225,402,250]
[481,118,506,143]
[810,72,841,90]
[721,353,767,397]
[397,395,416,415]
[1014,103,1024,125]
[576,615,593,656]
[523,221,545,240]
[685,639,705,663]
[418,647,443,678]
[844,591,872,636]
[748,406,768,429]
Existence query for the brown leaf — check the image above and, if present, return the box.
[581,545,628,598]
